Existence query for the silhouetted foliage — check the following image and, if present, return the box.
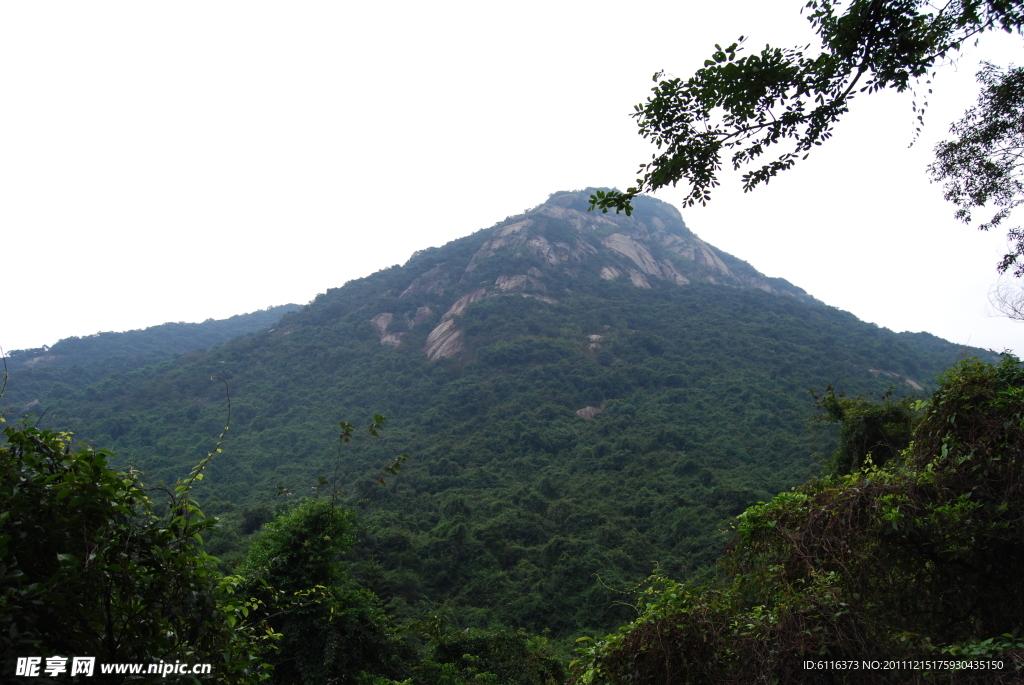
[931,63,1024,275]
[589,1,1024,216]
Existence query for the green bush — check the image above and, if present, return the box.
[0,423,276,683]
[239,499,408,685]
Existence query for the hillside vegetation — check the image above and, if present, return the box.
[1,304,298,411]
[4,355,1022,683]
[571,356,1024,683]
[0,191,1005,662]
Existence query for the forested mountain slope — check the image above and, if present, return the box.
[3,304,300,371]
[0,190,997,642]
[1,304,298,410]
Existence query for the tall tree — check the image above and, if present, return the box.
[589,0,1023,268]
[930,63,1024,275]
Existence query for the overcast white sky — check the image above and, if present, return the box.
[1,2,1022,355]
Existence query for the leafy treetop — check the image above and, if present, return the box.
[589,0,1023,221]
[930,62,1024,275]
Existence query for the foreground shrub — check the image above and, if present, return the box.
[0,423,276,683]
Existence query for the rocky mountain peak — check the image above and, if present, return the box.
[371,189,812,359]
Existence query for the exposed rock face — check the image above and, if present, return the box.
[390,188,814,361]
[371,313,393,336]
[443,288,488,319]
[495,275,529,292]
[422,289,488,360]
[464,215,601,277]
[407,306,434,327]
[629,270,652,289]
[371,313,403,347]
[658,233,731,276]
[576,404,605,419]
[495,274,547,294]
[465,220,533,273]
[424,319,462,360]
[660,259,690,285]
[20,355,59,369]
[602,233,662,277]
[870,368,924,391]
[401,266,451,298]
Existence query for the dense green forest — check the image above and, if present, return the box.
[5,358,1021,682]
[3,191,1016,683]
[6,305,300,369]
[1,304,298,411]
[571,357,1024,683]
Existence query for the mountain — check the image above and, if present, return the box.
[0,189,996,645]
[4,304,300,371]
[1,304,299,410]
[395,190,814,363]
